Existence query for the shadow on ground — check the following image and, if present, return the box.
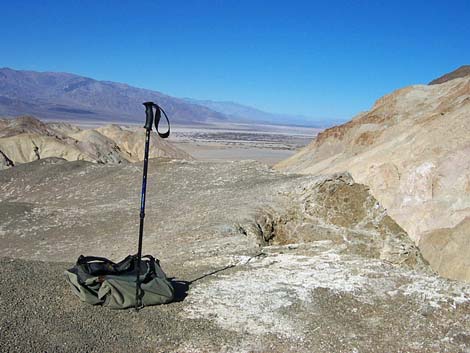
[170,253,265,302]
[170,263,237,302]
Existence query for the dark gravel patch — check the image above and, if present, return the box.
[0,258,248,353]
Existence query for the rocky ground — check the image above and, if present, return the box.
[1,158,470,352]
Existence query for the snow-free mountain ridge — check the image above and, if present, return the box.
[183,97,333,127]
[0,67,319,126]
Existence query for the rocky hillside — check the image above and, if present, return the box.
[429,65,470,85]
[0,116,192,169]
[276,69,470,281]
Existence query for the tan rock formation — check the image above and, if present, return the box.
[276,75,470,281]
[0,133,89,164]
[96,124,193,161]
[0,116,192,167]
[0,116,64,138]
[419,217,470,281]
[245,172,427,270]
[69,129,128,164]
[429,65,470,85]
[0,150,14,170]
[46,122,82,136]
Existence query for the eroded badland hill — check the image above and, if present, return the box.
[0,116,191,168]
[276,67,470,282]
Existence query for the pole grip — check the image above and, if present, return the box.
[143,102,154,130]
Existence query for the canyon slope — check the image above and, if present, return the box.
[276,68,470,281]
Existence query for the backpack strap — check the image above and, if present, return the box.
[77,255,115,266]
[141,255,157,282]
[76,255,117,277]
[113,255,137,273]
[71,254,158,285]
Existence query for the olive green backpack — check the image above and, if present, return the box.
[64,254,174,309]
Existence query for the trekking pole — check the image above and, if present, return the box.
[135,101,170,311]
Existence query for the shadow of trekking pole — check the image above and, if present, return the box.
[169,252,264,302]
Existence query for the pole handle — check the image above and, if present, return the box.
[143,102,154,130]
[142,102,170,138]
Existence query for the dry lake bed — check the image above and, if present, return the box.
[152,123,319,165]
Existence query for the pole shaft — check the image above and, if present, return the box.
[135,128,152,309]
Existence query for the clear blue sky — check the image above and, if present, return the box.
[1,0,469,121]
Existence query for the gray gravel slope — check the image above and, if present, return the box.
[1,158,470,352]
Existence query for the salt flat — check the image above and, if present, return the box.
[169,123,318,165]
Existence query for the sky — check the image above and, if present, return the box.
[1,0,469,122]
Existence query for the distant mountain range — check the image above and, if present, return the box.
[182,98,332,127]
[0,67,324,127]
[0,67,228,125]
